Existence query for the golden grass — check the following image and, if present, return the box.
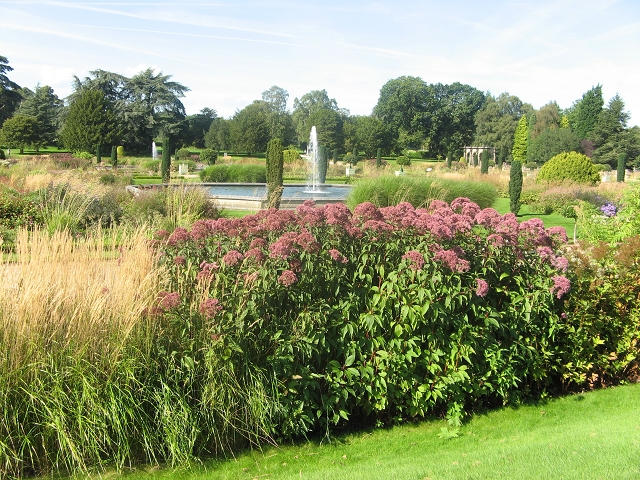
[0,227,165,372]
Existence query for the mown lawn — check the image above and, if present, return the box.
[493,197,577,240]
[94,383,640,480]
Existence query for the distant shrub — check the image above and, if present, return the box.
[283,147,301,164]
[116,146,125,157]
[99,173,117,185]
[199,149,217,165]
[142,160,161,172]
[537,152,600,185]
[73,151,93,160]
[199,164,266,183]
[395,155,411,170]
[176,148,192,160]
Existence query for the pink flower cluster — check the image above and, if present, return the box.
[199,297,223,318]
[402,250,425,271]
[550,275,571,299]
[328,249,348,264]
[475,279,489,297]
[278,269,298,286]
[158,291,180,311]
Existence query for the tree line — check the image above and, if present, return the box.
[1,55,639,169]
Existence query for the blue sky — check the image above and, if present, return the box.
[2,0,640,125]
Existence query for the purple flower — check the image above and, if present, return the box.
[550,275,571,299]
[167,228,190,245]
[600,203,617,217]
[402,250,425,271]
[551,256,569,272]
[278,269,298,286]
[475,279,489,297]
[199,298,222,318]
[244,248,266,264]
[173,255,186,265]
[197,261,219,281]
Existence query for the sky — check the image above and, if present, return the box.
[2,0,640,125]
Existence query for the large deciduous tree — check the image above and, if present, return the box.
[0,56,22,126]
[16,84,63,147]
[292,89,340,147]
[351,115,394,158]
[474,93,533,164]
[262,85,294,143]
[306,108,343,152]
[180,108,217,148]
[228,101,270,155]
[0,115,41,153]
[529,101,561,140]
[59,90,119,153]
[205,117,230,152]
[373,76,432,150]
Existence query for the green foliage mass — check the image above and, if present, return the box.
[537,152,601,185]
[266,137,284,209]
[508,160,523,214]
[199,164,266,183]
[346,176,497,210]
[527,127,580,164]
[60,90,119,153]
[0,115,41,153]
[176,148,192,159]
[511,116,528,162]
[199,148,217,165]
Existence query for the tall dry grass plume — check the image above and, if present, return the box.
[0,227,164,372]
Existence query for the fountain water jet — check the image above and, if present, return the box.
[152,141,158,160]
[303,126,325,193]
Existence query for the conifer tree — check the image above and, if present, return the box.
[161,137,171,183]
[509,160,523,214]
[480,150,489,174]
[318,144,328,184]
[110,145,117,167]
[376,148,382,168]
[617,153,627,182]
[96,143,102,164]
[511,116,528,163]
[266,137,284,209]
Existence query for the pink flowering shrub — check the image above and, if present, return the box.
[154,197,586,440]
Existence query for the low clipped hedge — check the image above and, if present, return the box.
[199,164,266,183]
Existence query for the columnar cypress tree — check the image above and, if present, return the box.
[512,116,528,163]
[446,151,453,169]
[318,144,328,184]
[266,137,284,209]
[509,160,523,215]
[96,143,102,164]
[376,148,382,168]
[161,137,171,184]
[480,150,489,174]
[110,145,117,167]
[617,153,627,182]
[333,149,338,164]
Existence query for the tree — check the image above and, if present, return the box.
[511,116,528,163]
[480,150,489,174]
[228,101,270,155]
[205,117,230,152]
[0,115,41,154]
[0,56,22,126]
[428,82,486,158]
[262,85,294,143]
[16,84,63,147]
[527,127,580,164]
[266,137,284,209]
[161,136,171,183]
[180,108,217,148]
[292,89,340,146]
[373,76,432,150]
[474,93,533,164]
[351,115,394,158]
[67,68,189,153]
[508,160,523,215]
[530,101,561,140]
[617,153,626,182]
[59,90,119,153]
[591,94,632,167]
[306,108,343,152]
[569,85,604,140]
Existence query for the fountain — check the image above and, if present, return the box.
[303,126,325,193]
[152,141,158,160]
[127,127,350,210]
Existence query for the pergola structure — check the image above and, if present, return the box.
[463,146,496,166]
